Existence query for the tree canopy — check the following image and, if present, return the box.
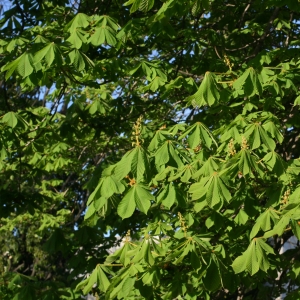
[1,0,300,299]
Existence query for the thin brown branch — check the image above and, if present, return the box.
[238,2,251,29]
[285,12,294,47]
[178,70,203,80]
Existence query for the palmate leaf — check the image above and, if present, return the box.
[194,199,207,212]
[206,173,231,207]
[154,140,183,169]
[250,208,279,239]
[69,49,87,71]
[70,49,95,71]
[263,151,287,176]
[169,164,196,182]
[105,242,135,266]
[244,123,276,150]
[156,183,179,209]
[87,174,125,206]
[76,264,110,294]
[232,239,274,275]
[189,172,231,208]
[130,239,155,265]
[187,72,220,107]
[157,183,175,208]
[289,186,300,203]
[203,255,223,291]
[191,0,201,16]
[117,187,135,219]
[154,165,176,181]
[291,220,300,240]
[1,52,35,79]
[165,240,193,263]
[131,147,147,181]
[2,111,18,128]
[101,175,125,198]
[34,43,62,67]
[163,76,184,97]
[178,122,217,149]
[148,129,169,152]
[153,0,175,20]
[113,146,150,181]
[234,209,249,225]
[238,150,258,176]
[85,174,125,218]
[88,98,108,114]
[129,61,151,77]
[233,67,262,97]
[106,274,136,300]
[123,0,140,13]
[189,176,210,200]
[145,76,166,92]
[96,15,120,31]
[263,216,290,239]
[140,0,155,12]
[148,221,172,236]
[262,120,284,144]
[222,148,264,178]
[192,156,220,178]
[124,0,155,13]
[167,123,186,136]
[67,30,88,49]
[117,183,153,219]
[130,240,146,263]
[89,26,117,46]
[219,122,242,144]
[66,13,90,32]
[118,277,136,298]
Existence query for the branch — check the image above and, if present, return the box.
[62,68,113,87]
[23,84,67,149]
[177,70,203,80]
[214,46,222,59]
[253,7,280,55]
[68,190,90,225]
[238,2,251,29]
[13,263,24,272]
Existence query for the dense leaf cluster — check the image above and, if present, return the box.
[1,0,300,299]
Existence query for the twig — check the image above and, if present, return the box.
[13,263,24,272]
[67,190,89,225]
[95,136,113,165]
[23,85,67,149]
[285,12,293,47]
[178,70,203,80]
[214,46,222,59]
[238,2,251,29]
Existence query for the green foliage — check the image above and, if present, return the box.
[1,0,300,299]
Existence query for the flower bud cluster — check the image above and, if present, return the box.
[228,138,236,156]
[131,116,143,147]
[241,136,249,150]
